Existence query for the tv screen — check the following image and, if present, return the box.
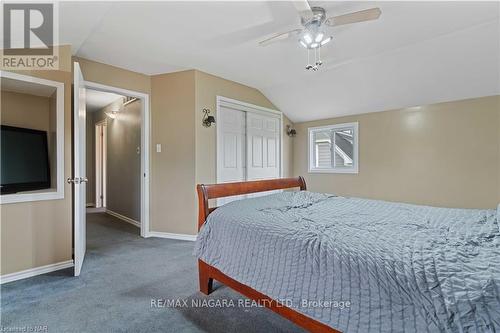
[1,125,51,194]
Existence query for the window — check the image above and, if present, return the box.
[308,122,358,173]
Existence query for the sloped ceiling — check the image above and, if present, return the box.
[60,1,499,122]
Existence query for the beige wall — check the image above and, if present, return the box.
[293,96,500,209]
[150,70,197,234]
[1,46,73,275]
[194,70,294,187]
[1,91,51,131]
[74,57,151,94]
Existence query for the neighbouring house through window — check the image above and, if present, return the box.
[308,122,358,173]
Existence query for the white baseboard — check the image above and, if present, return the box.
[106,209,141,228]
[86,203,95,208]
[0,260,74,284]
[147,231,197,241]
[87,207,106,213]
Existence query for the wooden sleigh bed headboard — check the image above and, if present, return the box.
[196,177,307,231]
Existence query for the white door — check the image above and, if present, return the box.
[246,112,280,181]
[73,62,87,276]
[216,106,246,205]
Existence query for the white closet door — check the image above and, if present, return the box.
[246,112,280,181]
[217,106,246,205]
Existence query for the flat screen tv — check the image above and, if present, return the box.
[1,125,51,194]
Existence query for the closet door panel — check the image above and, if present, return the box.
[217,106,246,205]
[246,112,280,181]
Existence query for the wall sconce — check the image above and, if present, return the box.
[286,125,296,137]
[106,110,119,119]
[106,103,122,119]
[202,108,215,127]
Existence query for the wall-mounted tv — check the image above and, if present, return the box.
[1,125,51,194]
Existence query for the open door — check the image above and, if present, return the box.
[72,62,87,276]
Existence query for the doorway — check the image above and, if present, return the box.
[72,61,150,276]
[84,88,145,228]
[83,81,150,238]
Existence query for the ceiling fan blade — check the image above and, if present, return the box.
[258,29,303,47]
[325,8,381,27]
[292,0,313,19]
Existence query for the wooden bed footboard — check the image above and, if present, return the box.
[196,177,340,333]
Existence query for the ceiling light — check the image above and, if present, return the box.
[302,34,332,71]
[299,31,332,49]
[320,37,332,46]
[106,111,118,119]
[303,34,312,44]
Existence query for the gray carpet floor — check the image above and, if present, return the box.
[1,213,305,333]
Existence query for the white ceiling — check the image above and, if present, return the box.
[85,89,123,113]
[60,1,500,122]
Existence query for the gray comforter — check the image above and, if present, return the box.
[194,191,500,332]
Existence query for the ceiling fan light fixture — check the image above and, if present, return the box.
[315,32,324,43]
[299,40,308,48]
[310,42,319,48]
[303,33,312,44]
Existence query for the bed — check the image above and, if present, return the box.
[194,177,500,333]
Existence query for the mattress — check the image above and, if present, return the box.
[194,191,500,332]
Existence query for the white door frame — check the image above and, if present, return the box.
[95,120,107,208]
[216,95,283,185]
[84,81,151,238]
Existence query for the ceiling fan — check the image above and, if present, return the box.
[259,1,382,71]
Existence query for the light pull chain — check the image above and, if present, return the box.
[313,47,318,71]
[305,45,323,71]
[306,48,312,70]
[316,45,322,67]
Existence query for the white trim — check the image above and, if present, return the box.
[217,96,281,116]
[308,122,359,174]
[148,231,197,242]
[106,209,140,228]
[95,120,107,208]
[84,81,150,238]
[0,260,74,284]
[216,96,283,186]
[0,71,65,204]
